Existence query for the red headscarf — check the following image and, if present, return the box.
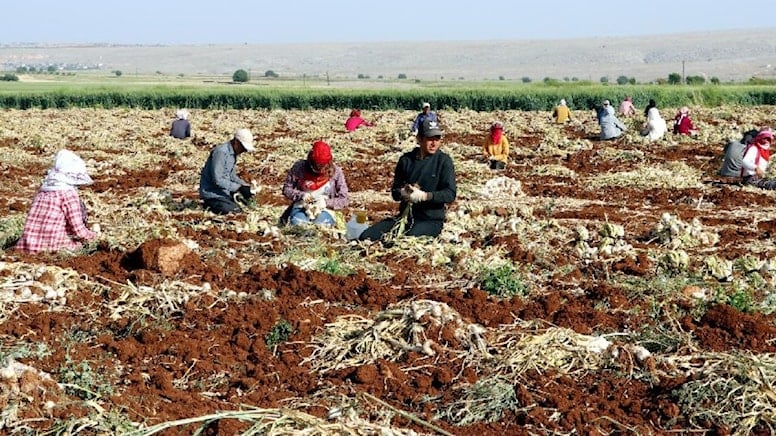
[490,123,503,145]
[301,141,333,191]
[753,130,773,162]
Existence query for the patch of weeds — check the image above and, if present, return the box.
[316,255,354,276]
[265,319,294,349]
[57,354,114,400]
[479,263,529,298]
[0,341,51,365]
[728,287,755,313]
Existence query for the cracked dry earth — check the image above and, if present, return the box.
[1,107,776,435]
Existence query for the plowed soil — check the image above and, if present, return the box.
[1,107,776,435]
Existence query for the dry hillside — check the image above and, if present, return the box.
[1,28,776,82]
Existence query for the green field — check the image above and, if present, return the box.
[2,72,776,110]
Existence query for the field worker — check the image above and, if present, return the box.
[279,140,349,226]
[741,128,776,189]
[640,107,667,141]
[199,128,255,215]
[410,102,438,135]
[643,99,657,119]
[345,109,374,132]
[170,109,191,139]
[718,129,760,178]
[14,149,97,254]
[552,99,572,123]
[619,96,637,117]
[483,121,509,170]
[673,106,698,136]
[597,100,627,140]
[360,119,456,242]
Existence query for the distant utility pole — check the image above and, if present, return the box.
[682,60,685,84]
[326,71,330,86]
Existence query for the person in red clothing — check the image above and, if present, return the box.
[14,149,97,254]
[673,106,698,136]
[344,109,374,132]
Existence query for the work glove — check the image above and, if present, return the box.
[238,185,253,200]
[409,189,430,203]
[400,185,414,202]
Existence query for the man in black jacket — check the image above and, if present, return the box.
[360,118,456,241]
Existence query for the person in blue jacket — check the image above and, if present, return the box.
[410,102,438,135]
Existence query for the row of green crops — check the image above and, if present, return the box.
[1,84,776,110]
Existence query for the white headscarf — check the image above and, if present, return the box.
[559,99,566,106]
[40,149,93,191]
[176,109,189,120]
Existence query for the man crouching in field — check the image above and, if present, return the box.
[199,128,255,215]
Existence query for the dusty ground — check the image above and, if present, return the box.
[1,106,776,434]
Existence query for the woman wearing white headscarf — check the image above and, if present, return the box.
[170,109,191,139]
[14,150,97,253]
[641,107,667,141]
[597,100,627,140]
[553,99,572,123]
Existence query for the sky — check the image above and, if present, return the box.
[1,0,773,45]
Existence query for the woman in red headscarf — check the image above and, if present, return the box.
[482,121,510,170]
[741,128,776,189]
[345,109,374,132]
[280,141,350,226]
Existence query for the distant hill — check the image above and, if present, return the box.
[2,29,776,83]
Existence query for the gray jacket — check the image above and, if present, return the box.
[199,142,248,200]
[599,109,627,140]
[718,140,746,178]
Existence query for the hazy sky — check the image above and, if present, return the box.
[2,0,772,45]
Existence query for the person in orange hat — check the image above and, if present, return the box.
[280,140,350,226]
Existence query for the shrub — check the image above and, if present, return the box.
[686,75,706,85]
[616,75,629,85]
[264,70,278,78]
[232,69,249,82]
[600,76,609,84]
[0,73,19,82]
[480,263,528,298]
[668,73,682,84]
[521,76,531,83]
[397,73,407,79]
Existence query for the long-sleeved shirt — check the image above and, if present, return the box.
[673,115,696,135]
[391,148,456,221]
[741,143,769,177]
[482,136,510,163]
[345,116,372,132]
[170,119,191,139]
[553,105,571,123]
[199,142,248,201]
[282,160,349,210]
[410,111,438,133]
[14,188,96,253]
[599,110,627,140]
